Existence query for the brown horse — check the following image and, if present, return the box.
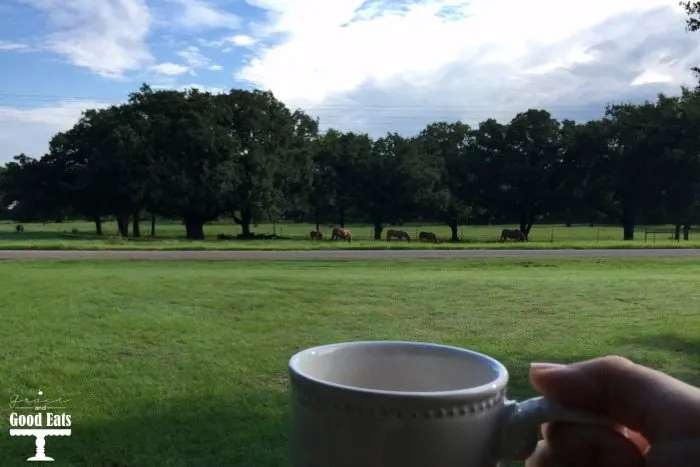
[500,229,526,242]
[418,231,438,243]
[386,229,410,242]
[309,230,323,240]
[331,227,352,243]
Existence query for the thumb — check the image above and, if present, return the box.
[529,356,700,443]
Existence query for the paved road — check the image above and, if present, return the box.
[0,248,699,261]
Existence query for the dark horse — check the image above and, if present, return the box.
[500,229,526,242]
[386,229,410,242]
[418,231,438,243]
[331,227,352,243]
[309,230,323,240]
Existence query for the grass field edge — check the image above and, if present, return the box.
[0,242,698,251]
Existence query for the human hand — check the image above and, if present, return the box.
[525,356,700,466]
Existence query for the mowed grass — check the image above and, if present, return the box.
[0,220,698,250]
[0,259,699,466]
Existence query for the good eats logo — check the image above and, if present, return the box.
[8,389,72,462]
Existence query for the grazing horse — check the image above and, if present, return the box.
[418,231,438,243]
[500,228,526,242]
[331,227,352,243]
[386,229,410,242]
[309,230,323,240]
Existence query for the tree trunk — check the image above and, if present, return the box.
[519,213,534,240]
[621,205,635,241]
[150,212,156,237]
[449,219,459,242]
[622,220,635,241]
[339,207,345,228]
[184,217,205,240]
[373,221,383,240]
[314,208,320,232]
[240,209,252,237]
[683,224,691,241]
[93,216,102,236]
[116,214,129,237]
[674,223,681,241]
[132,210,141,238]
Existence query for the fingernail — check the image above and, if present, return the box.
[530,362,566,370]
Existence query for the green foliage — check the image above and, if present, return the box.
[417,122,473,225]
[682,2,700,78]
[3,84,700,242]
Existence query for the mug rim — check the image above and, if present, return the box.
[288,340,509,398]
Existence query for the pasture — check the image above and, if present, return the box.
[0,258,699,466]
[0,220,698,250]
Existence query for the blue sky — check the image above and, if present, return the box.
[0,0,699,162]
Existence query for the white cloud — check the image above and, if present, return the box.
[198,33,257,50]
[0,41,28,51]
[174,45,222,72]
[174,0,241,30]
[227,34,256,46]
[19,0,152,78]
[631,70,674,85]
[151,83,226,94]
[177,45,212,67]
[178,83,226,94]
[236,0,700,134]
[152,62,190,75]
[0,100,112,162]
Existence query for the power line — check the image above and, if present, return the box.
[0,90,642,111]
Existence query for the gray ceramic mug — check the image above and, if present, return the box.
[288,341,610,467]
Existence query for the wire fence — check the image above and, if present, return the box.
[0,220,693,244]
[226,223,694,244]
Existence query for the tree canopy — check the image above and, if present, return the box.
[2,83,700,241]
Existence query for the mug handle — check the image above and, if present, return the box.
[498,396,614,461]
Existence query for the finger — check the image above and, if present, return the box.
[646,439,700,467]
[621,428,650,455]
[525,440,562,467]
[541,421,649,455]
[544,422,645,467]
[529,356,700,441]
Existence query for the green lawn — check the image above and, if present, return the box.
[1,259,699,466]
[0,220,697,250]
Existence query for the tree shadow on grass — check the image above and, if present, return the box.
[613,333,700,386]
[0,230,190,243]
[616,333,700,356]
[0,231,96,241]
[0,389,290,467]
